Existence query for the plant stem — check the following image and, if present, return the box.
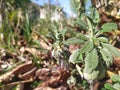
[89,80,94,90]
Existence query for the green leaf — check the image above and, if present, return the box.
[100,23,118,32]
[26,13,30,26]
[80,40,93,53]
[73,19,87,30]
[98,37,108,43]
[86,18,93,33]
[97,62,106,80]
[84,70,99,81]
[104,83,115,90]
[51,25,59,39]
[102,43,120,57]
[78,53,83,61]
[59,29,67,36]
[111,74,120,82]
[76,33,89,41]
[100,48,113,67]
[113,83,120,90]
[69,49,81,64]
[93,37,100,46]
[92,8,100,24]
[101,88,106,90]
[63,37,84,45]
[84,48,99,73]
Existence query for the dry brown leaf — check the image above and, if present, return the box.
[39,38,51,50]
[114,57,120,67]
[34,86,69,90]
[106,70,115,78]
[18,67,37,80]
[93,81,101,90]
[34,86,56,90]
[69,45,81,53]
[0,61,36,82]
[35,66,70,88]
[20,47,48,59]
[20,47,40,56]
[36,68,51,81]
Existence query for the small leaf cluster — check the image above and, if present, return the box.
[103,74,120,90]
[47,25,69,62]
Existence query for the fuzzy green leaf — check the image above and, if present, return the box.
[102,43,120,57]
[80,40,93,53]
[100,48,113,67]
[111,74,120,82]
[113,83,120,90]
[73,19,87,30]
[86,18,93,33]
[59,29,67,36]
[97,62,106,80]
[76,33,89,41]
[104,83,115,90]
[84,48,99,73]
[92,8,100,24]
[84,70,99,81]
[69,49,81,64]
[78,53,83,61]
[63,38,84,45]
[98,37,108,43]
[100,23,118,32]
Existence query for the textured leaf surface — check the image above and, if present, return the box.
[113,83,120,90]
[102,43,120,57]
[104,83,115,90]
[111,74,120,82]
[100,48,113,67]
[69,49,81,64]
[98,37,108,43]
[80,40,93,53]
[84,48,99,73]
[84,70,99,81]
[76,33,89,41]
[100,23,118,32]
[97,63,106,80]
[92,8,100,23]
[63,38,84,45]
[74,19,87,30]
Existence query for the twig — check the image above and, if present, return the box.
[6,78,34,86]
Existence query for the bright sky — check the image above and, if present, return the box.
[31,0,75,17]
[31,0,91,17]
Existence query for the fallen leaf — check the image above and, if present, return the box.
[0,61,36,82]
[114,57,120,67]
[35,66,70,89]
[106,70,115,78]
